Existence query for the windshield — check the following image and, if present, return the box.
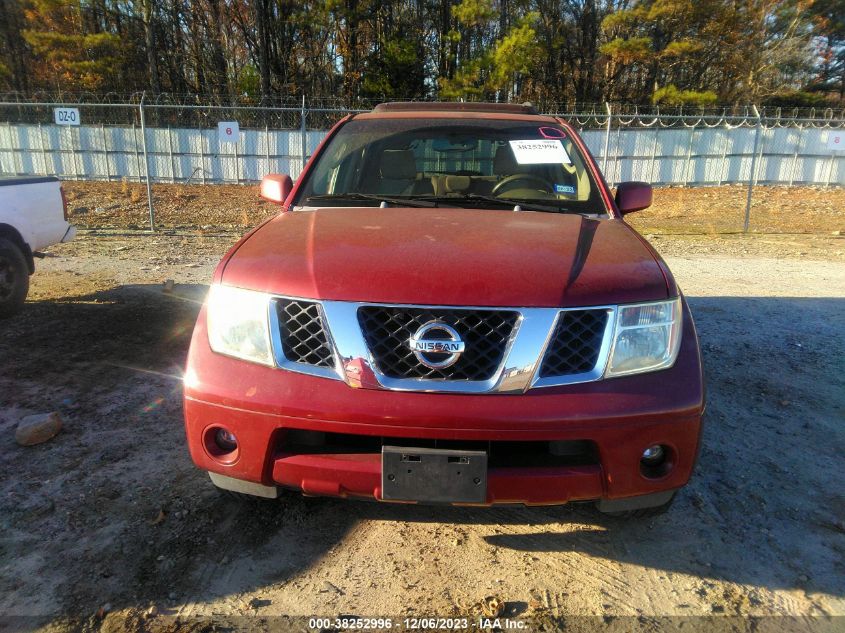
[294,118,606,214]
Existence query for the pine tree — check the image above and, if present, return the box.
[22,0,122,92]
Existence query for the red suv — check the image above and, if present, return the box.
[183,102,704,516]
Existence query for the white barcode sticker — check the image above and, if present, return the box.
[509,139,571,164]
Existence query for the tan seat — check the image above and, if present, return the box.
[431,174,471,195]
[376,150,417,195]
[493,144,519,177]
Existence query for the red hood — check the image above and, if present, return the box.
[221,207,668,307]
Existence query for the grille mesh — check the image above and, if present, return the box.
[539,309,608,378]
[276,300,335,368]
[358,307,519,381]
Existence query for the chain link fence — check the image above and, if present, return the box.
[0,97,843,231]
[0,100,320,185]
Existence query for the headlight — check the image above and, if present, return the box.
[605,297,682,377]
[206,285,274,366]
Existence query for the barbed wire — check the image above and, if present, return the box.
[0,91,843,129]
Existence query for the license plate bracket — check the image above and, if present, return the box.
[381,446,488,504]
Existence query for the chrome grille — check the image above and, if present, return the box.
[357,307,519,381]
[539,309,609,378]
[276,299,334,368]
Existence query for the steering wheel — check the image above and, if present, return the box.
[492,174,555,197]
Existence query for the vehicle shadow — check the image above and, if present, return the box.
[316,295,845,598]
[0,282,206,394]
[1,290,843,624]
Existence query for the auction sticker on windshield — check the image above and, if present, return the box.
[509,139,571,164]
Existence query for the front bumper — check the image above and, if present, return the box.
[183,301,704,505]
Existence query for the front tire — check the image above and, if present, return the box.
[0,238,29,318]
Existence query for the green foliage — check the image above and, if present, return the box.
[601,6,647,31]
[452,0,496,28]
[652,85,718,106]
[763,90,838,108]
[21,0,121,91]
[660,39,703,58]
[23,30,121,90]
[361,38,424,99]
[0,0,838,106]
[237,65,261,99]
[489,14,540,90]
[439,10,540,100]
[646,0,696,21]
[438,58,490,99]
[598,0,820,104]
[810,0,845,97]
[600,37,653,64]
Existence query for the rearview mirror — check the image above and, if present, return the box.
[615,181,653,215]
[432,137,477,152]
[260,174,293,204]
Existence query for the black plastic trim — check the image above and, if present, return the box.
[0,176,59,187]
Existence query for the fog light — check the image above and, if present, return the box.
[214,428,238,452]
[641,444,665,465]
[640,444,672,479]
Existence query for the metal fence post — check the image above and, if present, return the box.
[789,124,803,186]
[753,122,767,186]
[139,93,155,232]
[234,124,241,184]
[612,124,622,185]
[264,124,270,176]
[37,122,48,174]
[826,144,838,186]
[649,127,659,183]
[132,122,141,183]
[74,123,84,179]
[101,124,112,181]
[10,122,23,175]
[65,126,78,179]
[301,95,308,174]
[717,127,729,186]
[743,105,762,232]
[199,127,207,185]
[602,102,612,177]
[683,125,695,186]
[167,126,176,183]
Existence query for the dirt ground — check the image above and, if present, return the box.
[1,189,844,632]
[62,181,845,236]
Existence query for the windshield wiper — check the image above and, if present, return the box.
[304,193,438,208]
[412,194,570,214]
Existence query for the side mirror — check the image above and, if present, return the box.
[260,174,293,204]
[615,181,653,215]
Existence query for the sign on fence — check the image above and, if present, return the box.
[218,121,240,144]
[53,107,80,126]
[828,131,844,151]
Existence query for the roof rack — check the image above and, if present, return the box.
[372,102,539,115]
